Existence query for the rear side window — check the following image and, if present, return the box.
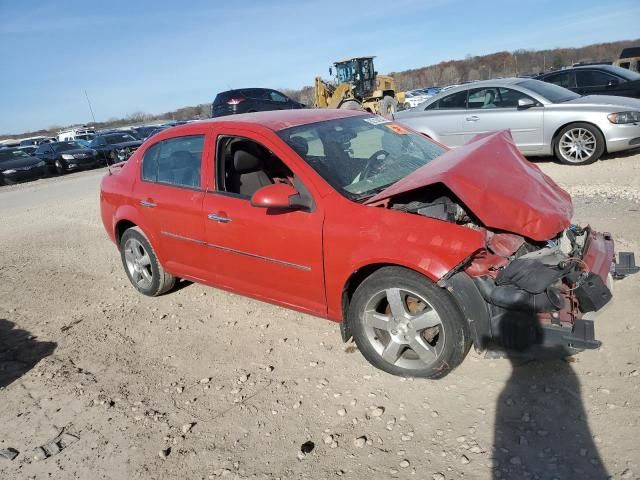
[428,91,467,110]
[142,135,204,189]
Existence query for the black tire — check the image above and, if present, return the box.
[338,100,363,110]
[54,160,65,175]
[553,122,604,166]
[120,227,176,296]
[378,95,398,115]
[348,266,471,379]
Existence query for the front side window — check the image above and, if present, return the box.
[467,87,537,109]
[278,116,445,200]
[576,70,617,87]
[429,91,467,110]
[141,135,204,189]
[467,88,500,109]
[215,137,293,198]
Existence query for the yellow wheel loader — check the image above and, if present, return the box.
[313,57,405,114]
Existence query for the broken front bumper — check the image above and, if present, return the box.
[448,227,637,354]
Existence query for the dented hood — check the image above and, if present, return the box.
[365,130,572,241]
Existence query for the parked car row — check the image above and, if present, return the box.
[0,121,191,185]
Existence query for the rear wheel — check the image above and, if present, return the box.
[120,227,176,296]
[348,267,471,378]
[378,95,398,115]
[553,123,604,165]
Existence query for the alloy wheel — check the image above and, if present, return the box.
[362,288,445,369]
[123,238,153,289]
[558,128,596,164]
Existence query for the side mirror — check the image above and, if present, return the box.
[517,97,536,109]
[607,78,619,87]
[329,67,333,77]
[251,183,310,210]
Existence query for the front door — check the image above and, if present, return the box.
[201,128,326,316]
[466,87,544,152]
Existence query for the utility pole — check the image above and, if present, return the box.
[84,89,96,124]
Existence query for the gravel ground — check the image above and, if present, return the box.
[0,151,639,480]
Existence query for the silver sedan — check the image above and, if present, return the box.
[394,78,640,165]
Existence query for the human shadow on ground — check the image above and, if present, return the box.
[0,318,56,389]
[489,312,609,480]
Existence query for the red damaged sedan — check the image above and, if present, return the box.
[100,109,636,378]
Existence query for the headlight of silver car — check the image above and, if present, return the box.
[61,153,75,160]
[607,111,640,124]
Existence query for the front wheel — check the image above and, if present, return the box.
[348,267,471,378]
[54,160,65,175]
[553,123,604,165]
[120,227,176,296]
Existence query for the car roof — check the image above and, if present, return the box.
[190,109,369,132]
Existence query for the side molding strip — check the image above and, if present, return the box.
[160,230,312,272]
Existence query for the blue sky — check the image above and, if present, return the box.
[0,0,638,134]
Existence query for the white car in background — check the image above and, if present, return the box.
[403,90,431,109]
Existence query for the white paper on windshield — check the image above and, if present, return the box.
[363,117,391,125]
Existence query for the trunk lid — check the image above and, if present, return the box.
[365,130,573,241]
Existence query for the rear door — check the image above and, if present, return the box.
[132,130,212,282]
[411,90,468,147]
[466,87,544,152]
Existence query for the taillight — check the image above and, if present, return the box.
[227,98,245,105]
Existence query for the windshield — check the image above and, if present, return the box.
[518,79,580,103]
[105,133,136,144]
[0,148,30,162]
[335,62,355,83]
[278,115,446,200]
[602,65,640,81]
[52,141,83,152]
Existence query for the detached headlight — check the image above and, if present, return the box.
[2,169,16,174]
[607,111,640,124]
[61,153,75,160]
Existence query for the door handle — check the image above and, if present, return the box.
[139,200,157,208]
[465,115,479,122]
[208,213,232,223]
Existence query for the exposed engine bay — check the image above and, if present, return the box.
[376,185,633,353]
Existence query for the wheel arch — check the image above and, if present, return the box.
[112,205,159,251]
[551,120,608,154]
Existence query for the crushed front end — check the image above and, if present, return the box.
[444,226,637,354]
